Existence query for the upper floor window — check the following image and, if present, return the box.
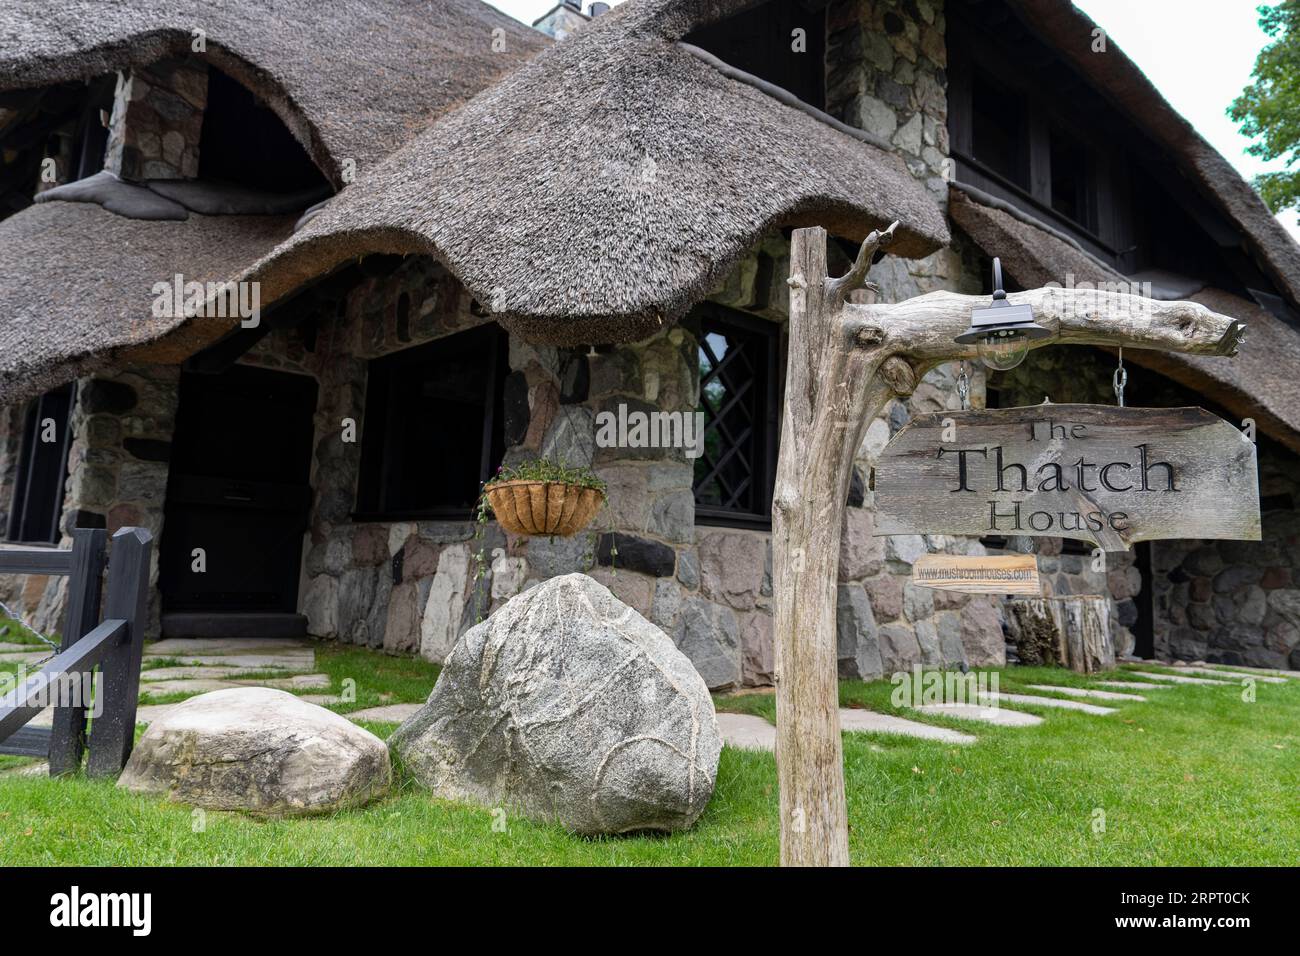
[355,324,508,520]
[692,306,781,528]
[684,0,826,109]
[970,69,1029,191]
[199,69,330,193]
[6,383,74,544]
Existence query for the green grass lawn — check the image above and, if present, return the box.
[1,644,1297,865]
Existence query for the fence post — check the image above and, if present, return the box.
[47,528,107,776]
[85,527,153,778]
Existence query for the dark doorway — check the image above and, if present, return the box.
[1131,541,1155,659]
[159,365,318,637]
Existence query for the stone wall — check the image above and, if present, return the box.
[827,0,949,202]
[256,254,753,686]
[103,57,207,182]
[1151,440,1300,670]
[0,368,179,636]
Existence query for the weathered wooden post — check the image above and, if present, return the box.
[773,223,1246,866]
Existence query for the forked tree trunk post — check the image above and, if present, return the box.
[773,224,1245,867]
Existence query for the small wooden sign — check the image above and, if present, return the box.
[874,405,1260,551]
[912,554,1040,595]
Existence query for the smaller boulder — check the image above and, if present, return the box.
[118,688,390,815]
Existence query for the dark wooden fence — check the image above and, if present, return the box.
[0,527,153,776]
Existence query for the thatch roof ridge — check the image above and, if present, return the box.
[223,0,949,345]
[1005,0,1300,307]
[0,0,548,185]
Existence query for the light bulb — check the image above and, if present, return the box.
[976,330,1029,371]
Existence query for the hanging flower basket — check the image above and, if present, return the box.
[480,460,607,538]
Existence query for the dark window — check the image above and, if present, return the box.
[970,69,1029,190]
[199,69,330,193]
[356,324,508,519]
[6,383,74,544]
[1049,125,1092,229]
[685,0,826,109]
[693,307,781,528]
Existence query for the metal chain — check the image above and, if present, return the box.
[1113,346,1128,407]
[0,598,59,663]
[957,361,971,410]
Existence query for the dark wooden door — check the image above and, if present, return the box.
[160,365,318,616]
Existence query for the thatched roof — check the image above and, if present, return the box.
[1004,0,1300,309]
[0,0,948,397]
[951,188,1300,453]
[0,202,296,404]
[234,0,949,346]
[0,0,548,186]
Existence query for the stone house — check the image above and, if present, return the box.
[1,0,1297,689]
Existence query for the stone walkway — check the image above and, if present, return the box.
[716,709,978,751]
[1097,680,1169,690]
[915,703,1044,726]
[1165,665,1288,684]
[132,637,324,723]
[1125,670,1235,686]
[1027,684,1146,701]
[977,691,1116,716]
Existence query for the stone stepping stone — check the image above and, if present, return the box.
[345,703,423,723]
[1027,684,1146,702]
[978,691,1115,715]
[1126,670,1234,686]
[142,665,293,682]
[838,708,977,744]
[716,713,776,751]
[140,679,242,698]
[0,760,49,777]
[142,653,314,670]
[135,704,175,726]
[0,650,49,664]
[716,709,980,752]
[914,703,1043,726]
[146,637,312,656]
[299,694,343,706]
[1197,662,1300,680]
[1096,680,1170,690]
[0,642,36,652]
[140,674,331,698]
[1168,665,1287,684]
[233,673,330,690]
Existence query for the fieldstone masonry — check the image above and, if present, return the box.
[4,0,1291,688]
[0,369,178,636]
[1150,445,1300,669]
[104,57,208,182]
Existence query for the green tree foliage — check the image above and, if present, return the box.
[1230,2,1300,219]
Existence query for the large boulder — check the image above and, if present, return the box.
[118,688,391,815]
[389,573,721,834]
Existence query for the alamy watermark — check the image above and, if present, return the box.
[0,667,100,717]
[595,403,706,459]
[890,665,1001,710]
[151,274,261,328]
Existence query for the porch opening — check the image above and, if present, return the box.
[158,364,318,639]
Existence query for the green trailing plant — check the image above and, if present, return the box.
[484,458,608,493]
[470,459,612,620]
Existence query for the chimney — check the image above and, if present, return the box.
[532,1,592,41]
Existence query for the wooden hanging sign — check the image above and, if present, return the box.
[912,553,1040,595]
[874,405,1260,551]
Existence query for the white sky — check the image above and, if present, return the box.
[486,0,1300,241]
